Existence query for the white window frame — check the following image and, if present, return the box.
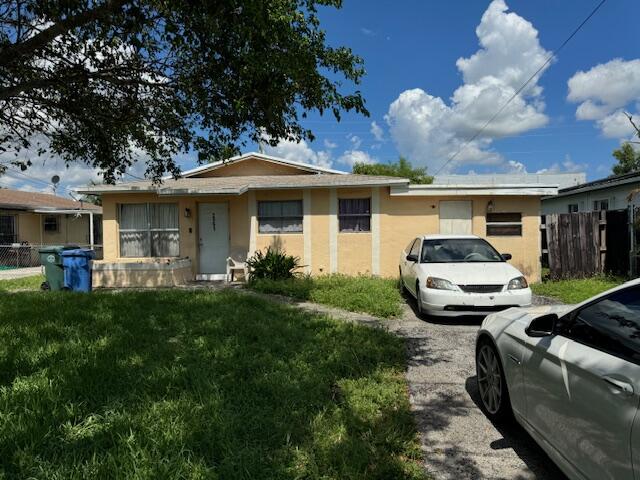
[43,215,60,233]
[118,203,180,257]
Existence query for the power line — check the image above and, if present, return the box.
[434,0,608,175]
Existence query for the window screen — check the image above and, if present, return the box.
[568,204,579,213]
[258,200,303,233]
[119,203,179,257]
[0,215,16,244]
[43,215,59,232]
[486,212,522,236]
[338,198,371,232]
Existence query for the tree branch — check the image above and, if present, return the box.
[0,0,129,67]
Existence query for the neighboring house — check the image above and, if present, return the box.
[542,171,640,214]
[78,152,558,288]
[0,188,102,247]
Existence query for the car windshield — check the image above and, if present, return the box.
[421,238,504,263]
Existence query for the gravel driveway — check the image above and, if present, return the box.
[248,289,569,479]
[390,298,568,480]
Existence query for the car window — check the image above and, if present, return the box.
[405,239,416,253]
[563,286,640,364]
[420,238,503,263]
[409,239,421,257]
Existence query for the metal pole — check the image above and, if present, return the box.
[89,212,95,250]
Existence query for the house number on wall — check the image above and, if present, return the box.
[211,213,216,231]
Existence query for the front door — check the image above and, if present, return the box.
[439,201,472,234]
[198,203,229,277]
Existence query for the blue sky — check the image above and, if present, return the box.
[257,0,640,179]
[2,0,639,196]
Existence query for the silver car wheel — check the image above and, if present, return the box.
[477,344,502,415]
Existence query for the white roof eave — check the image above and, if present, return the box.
[391,184,559,196]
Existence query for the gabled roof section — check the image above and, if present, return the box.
[181,152,346,177]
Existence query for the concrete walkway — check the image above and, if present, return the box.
[252,291,567,480]
[0,266,42,280]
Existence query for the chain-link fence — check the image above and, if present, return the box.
[0,244,103,269]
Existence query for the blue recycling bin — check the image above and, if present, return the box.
[61,249,96,292]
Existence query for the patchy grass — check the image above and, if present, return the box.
[249,274,404,318]
[0,274,44,292]
[0,289,426,479]
[531,276,625,303]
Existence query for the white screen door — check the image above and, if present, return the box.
[439,201,472,234]
[198,203,229,276]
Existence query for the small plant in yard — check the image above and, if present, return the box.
[246,247,301,280]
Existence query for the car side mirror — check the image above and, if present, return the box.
[406,254,418,262]
[525,313,558,338]
[501,253,512,261]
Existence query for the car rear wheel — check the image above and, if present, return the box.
[476,341,511,421]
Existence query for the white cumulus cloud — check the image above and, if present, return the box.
[338,150,376,167]
[385,0,550,173]
[567,58,640,138]
[370,121,385,142]
[262,137,333,169]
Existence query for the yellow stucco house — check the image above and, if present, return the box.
[78,153,557,288]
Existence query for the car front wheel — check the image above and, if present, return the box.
[415,282,424,316]
[476,340,511,421]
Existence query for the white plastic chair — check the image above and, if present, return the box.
[226,252,249,283]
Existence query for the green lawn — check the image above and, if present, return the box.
[531,276,625,304]
[0,288,426,479]
[248,275,404,318]
[0,274,44,292]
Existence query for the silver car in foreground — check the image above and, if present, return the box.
[476,279,640,480]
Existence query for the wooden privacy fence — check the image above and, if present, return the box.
[544,211,606,279]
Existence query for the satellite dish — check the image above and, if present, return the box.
[51,175,60,185]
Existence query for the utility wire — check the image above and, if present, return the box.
[434,0,608,175]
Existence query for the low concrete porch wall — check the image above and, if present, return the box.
[92,258,193,288]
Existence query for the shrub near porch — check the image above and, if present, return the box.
[0,288,426,479]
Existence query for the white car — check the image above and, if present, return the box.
[476,279,640,480]
[399,234,532,316]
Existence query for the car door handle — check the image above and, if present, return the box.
[602,375,634,395]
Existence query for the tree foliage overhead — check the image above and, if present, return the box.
[0,0,367,182]
[352,157,433,184]
[612,143,640,176]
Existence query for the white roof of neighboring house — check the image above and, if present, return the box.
[434,173,585,190]
[178,151,346,177]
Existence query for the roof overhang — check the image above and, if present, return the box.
[77,178,408,196]
[390,184,559,197]
[31,208,102,214]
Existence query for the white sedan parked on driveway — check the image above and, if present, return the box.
[399,234,532,316]
[475,279,640,480]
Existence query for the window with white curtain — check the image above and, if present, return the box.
[338,198,371,232]
[258,200,303,233]
[119,203,179,257]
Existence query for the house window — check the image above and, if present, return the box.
[486,213,522,236]
[568,204,579,213]
[0,214,17,244]
[258,200,303,233]
[593,199,609,211]
[43,215,59,232]
[119,203,179,257]
[339,198,371,232]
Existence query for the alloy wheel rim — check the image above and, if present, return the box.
[477,345,502,415]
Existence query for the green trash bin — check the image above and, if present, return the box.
[39,245,78,291]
